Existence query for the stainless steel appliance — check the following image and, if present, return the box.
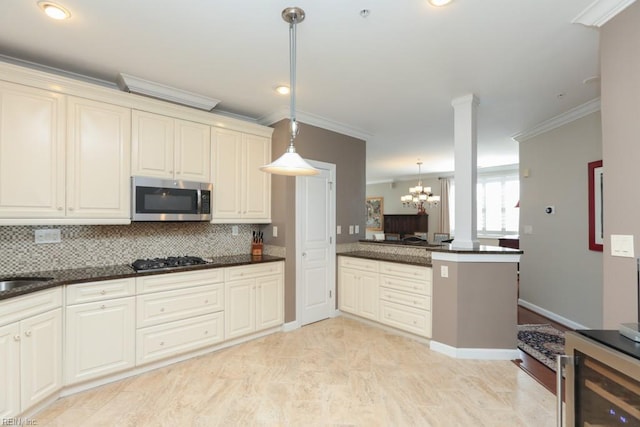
[559,330,640,426]
[131,176,212,221]
[131,256,209,272]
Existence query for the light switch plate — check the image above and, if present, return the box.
[355,225,360,233]
[272,226,278,238]
[231,225,239,236]
[337,225,341,235]
[349,225,354,235]
[611,234,634,257]
[35,229,61,244]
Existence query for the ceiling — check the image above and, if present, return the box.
[0,0,601,182]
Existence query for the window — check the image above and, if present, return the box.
[449,171,519,237]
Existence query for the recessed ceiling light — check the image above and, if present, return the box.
[275,85,290,95]
[428,0,453,7]
[38,1,71,20]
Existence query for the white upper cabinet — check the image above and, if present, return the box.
[211,128,271,223]
[66,96,131,219]
[132,110,210,183]
[0,81,65,218]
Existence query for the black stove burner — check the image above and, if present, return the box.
[131,256,208,272]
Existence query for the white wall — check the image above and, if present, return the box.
[366,176,442,241]
[519,111,603,328]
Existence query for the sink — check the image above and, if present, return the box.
[0,277,53,292]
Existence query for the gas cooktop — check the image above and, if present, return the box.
[131,256,208,272]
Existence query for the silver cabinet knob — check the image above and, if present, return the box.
[25,331,32,337]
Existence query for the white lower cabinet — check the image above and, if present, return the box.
[338,257,379,321]
[0,288,62,418]
[338,256,432,338]
[135,269,225,365]
[65,295,136,385]
[225,262,284,340]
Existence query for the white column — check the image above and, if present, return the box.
[451,94,480,250]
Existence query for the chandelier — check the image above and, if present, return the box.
[401,161,440,215]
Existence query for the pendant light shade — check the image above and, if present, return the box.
[260,7,319,176]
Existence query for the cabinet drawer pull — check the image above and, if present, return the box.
[68,207,74,211]
[100,304,106,309]
[57,207,63,211]
[24,330,32,337]
[160,308,165,312]
[100,290,106,295]
[204,330,209,335]
[160,341,165,346]
[204,300,208,304]
[14,335,21,341]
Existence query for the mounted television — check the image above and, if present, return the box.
[383,214,428,239]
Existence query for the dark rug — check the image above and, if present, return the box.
[517,324,565,372]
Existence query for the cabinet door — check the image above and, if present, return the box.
[225,279,255,339]
[65,297,135,385]
[174,119,210,182]
[0,81,65,218]
[0,322,20,418]
[131,110,174,178]
[243,134,271,221]
[255,274,283,331]
[211,128,242,219]
[338,268,359,315]
[66,97,131,218]
[359,271,379,321]
[20,308,62,412]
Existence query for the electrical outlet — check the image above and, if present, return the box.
[355,225,359,233]
[34,229,61,244]
[337,225,341,235]
[231,225,239,236]
[440,265,449,278]
[272,226,278,238]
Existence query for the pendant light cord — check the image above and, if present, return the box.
[288,17,299,150]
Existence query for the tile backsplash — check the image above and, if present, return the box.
[0,223,267,275]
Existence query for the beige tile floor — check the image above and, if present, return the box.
[35,317,556,426]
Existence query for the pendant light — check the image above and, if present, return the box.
[260,7,319,176]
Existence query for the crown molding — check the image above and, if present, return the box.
[259,107,372,142]
[511,98,601,143]
[117,73,220,111]
[572,0,637,27]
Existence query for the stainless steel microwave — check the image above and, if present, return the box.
[131,176,212,221]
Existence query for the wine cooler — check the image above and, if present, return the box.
[560,330,640,426]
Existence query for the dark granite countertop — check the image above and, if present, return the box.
[359,239,445,249]
[0,254,285,302]
[428,244,522,255]
[338,251,431,267]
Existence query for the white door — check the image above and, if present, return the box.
[296,161,336,326]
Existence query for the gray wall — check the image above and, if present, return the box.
[601,2,640,328]
[366,177,442,241]
[519,112,603,327]
[265,120,366,322]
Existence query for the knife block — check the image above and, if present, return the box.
[251,243,263,257]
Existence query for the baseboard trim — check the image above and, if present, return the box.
[430,340,519,360]
[518,299,588,330]
[282,320,300,332]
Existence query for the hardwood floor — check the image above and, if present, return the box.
[514,305,572,396]
[34,317,556,426]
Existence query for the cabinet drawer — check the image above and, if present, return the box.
[136,283,223,328]
[136,312,224,365]
[66,278,135,305]
[379,262,430,282]
[225,262,283,282]
[0,288,62,326]
[338,256,378,273]
[136,268,223,294]
[380,287,431,311]
[379,300,431,338]
[379,275,431,296]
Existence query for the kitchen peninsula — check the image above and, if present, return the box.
[339,240,522,360]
